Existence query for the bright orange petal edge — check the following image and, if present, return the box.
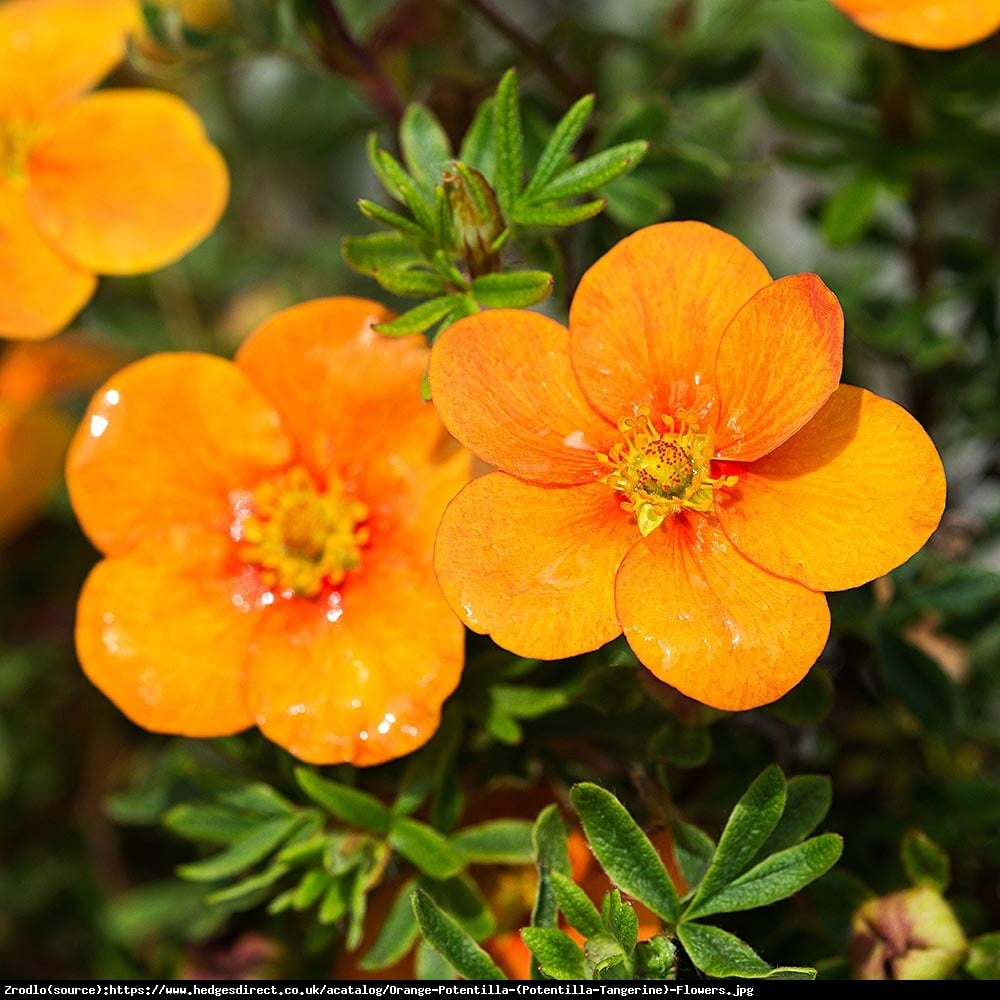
[829,0,1000,49]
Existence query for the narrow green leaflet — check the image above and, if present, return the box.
[492,69,523,214]
[375,295,466,337]
[677,923,816,980]
[359,878,420,971]
[521,141,648,204]
[451,820,534,864]
[901,830,951,892]
[358,199,427,239]
[672,821,715,894]
[163,804,257,845]
[821,175,880,246]
[371,268,447,298]
[419,874,495,940]
[570,783,680,924]
[509,199,606,229]
[294,768,390,835]
[550,871,602,938]
[684,834,843,919]
[755,775,832,860]
[412,890,506,981]
[686,765,786,914]
[531,805,571,930]
[318,878,349,925]
[604,891,639,954]
[216,783,294,817]
[204,862,290,905]
[521,93,595,199]
[388,817,466,880]
[375,149,437,234]
[342,232,424,276]
[400,103,453,195]
[471,271,553,308]
[602,175,673,229]
[458,98,495,177]
[367,131,404,200]
[490,684,569,719]
[520,927,586,981]
[177,814,302,882]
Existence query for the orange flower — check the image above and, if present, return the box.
[0,0,228,340]
[829,0,1000,49]
[431,222,946,711]
[0,333,129,542]
[67,298,470,765]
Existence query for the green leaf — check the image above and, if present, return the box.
[415,938,459,980]
[821,175,880,246]
[490,683,569,719]
[216,783,294,817]
[394,705,463,818]
[458,98,495,177]
[400,103,453,194]
[673,821,715,893]
[966,932,1000,980]
[342,231,424,276]
[901,830,951,892]
[570,783,680,924]
[520,927,586,981]
[684,834,843,919]
[523,141,647,204]
[647,721,711,768]
[605,890,639,953]
[755,775,832,860]
[367,131,403,200]
[177,814,302,882]
[687,765,786,914]
[293,868,331,910]
[602,174,672,229]
[877,627,961,731]
[636,936,676,979]
[163,804,255,845]
[766,666,834,724]
[358,198,427,239]
[471,271,553,308]
[359,878,420,971]
[294,768,390,835]
[275,834,326,867]
[509,199,606,228]
[492,69,523,213]
[586,933,627,976]
[451,820,534,864]
[375,295,462,337]
[317,878,349,925]
[204,862,290,905]
[420,874,495,941]
[376,149,436,233]
[531,805,571,930]
[550,871,602,937]
[522,93,595,200]
[678,923,816,980]
[412,889,506,981]
[389,817,466,880]
[372,268,447,298]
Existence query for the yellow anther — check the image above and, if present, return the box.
[597,406,737,535]
[239,466,369,596]
[0,119,42,182]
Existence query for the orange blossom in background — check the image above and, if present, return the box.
[829,0,1000,49]
[431,221,946,711]
[0,0,228,339]
[67,298,470,765]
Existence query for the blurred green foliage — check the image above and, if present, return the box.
[1,0,998,981]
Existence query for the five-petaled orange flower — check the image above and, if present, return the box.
[431,222,946,711]
[829,0,1000,49]
[0,0,228,339]
[67,298,470,765]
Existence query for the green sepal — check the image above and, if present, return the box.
[636,503,666,537]
[411,889,506,981]
[471,270,553,308]
[294,767,391,835]
[521,93,595,199]
[966,932,1000,980]
[521,141,648,204]
[901,830,951,892]
[520,927,586,981]
[509,199,606,229]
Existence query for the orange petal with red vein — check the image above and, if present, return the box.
[245,551,464,766]
[829,0,1000,49]
[0,184,96,339]
[67,353,292,557]
[0,402,72,542]
[714,273,843,461]
[615,516,830,711]
[75,531,261,737]
[28,90,228,274]
[0,0,138,116]
[237,298,452,484]
[434,473,637,659]
[431,310,616,485]
[569,221,771,425]
[717,385,945,592]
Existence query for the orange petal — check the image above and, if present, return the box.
[0,184,95,339]
[434,473,637,658]
[27,90,228,274]
[830,0,1000,49]
[713,274,844,461]
[569,221,771,425]
[237,298,460,484]
[615,516,830,710]
[0,402,72,542]
[717,385,945,592]
[244,550,464,766]
[0,0,138,116]
[430,310,616,485]
[67,352,293,557]
[75,530,260,736]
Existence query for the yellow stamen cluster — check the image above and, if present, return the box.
[239,466,369,597]
[598,406,738,536]
[0,120,41,183]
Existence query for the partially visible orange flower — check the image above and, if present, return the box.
[67,298,470,765]
[0,333,129,542]
[0,0,229,340]
[829,0,1000,49]
[431,222,946,711]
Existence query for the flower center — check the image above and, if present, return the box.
[598,407,737,536]
[238,466,369,597]
[0,119,41,183]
